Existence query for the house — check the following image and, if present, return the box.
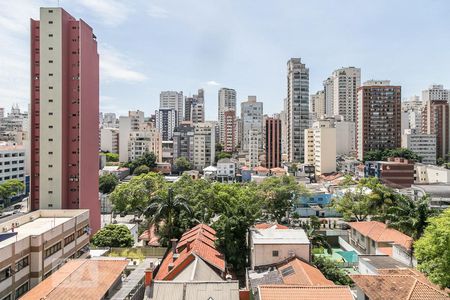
[154,162,171,175]
[364,157,415,188]
[351,269,448,300]
[270,167,286,176]
[149,281,239,300]
[202,165,217,179]
[253,166,269,176]
[138,224,160,247]
[100,165,130,180]
[258,285,353,300]
[358,255,409,275]
[22,259,128,300]
[250,224,310,268]
[348,221,413,256]
[216,158,237,181]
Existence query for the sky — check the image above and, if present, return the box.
[1,0,450,120]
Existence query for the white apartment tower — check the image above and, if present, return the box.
[118,110,145,162]
[310,90,326,118]
[402,129,436,165]
[160,91,184,122]
[287,58,309,162]
[241,96,263,152]
[218,88,236,144]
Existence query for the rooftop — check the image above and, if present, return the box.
[349,221,412,250]
[149,281,239,300]
[258,285,353,300]
[251,226,309,245]
[359,255,409,270]
[22,259,128,300]
[412,184,450,197]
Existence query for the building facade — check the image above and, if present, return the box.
[218,88,236,145]
[286,58,309,163]
[310,90,326,119]
[401,129,436,165]
[127,127,162,162]
[304,120,336,175]
[100,128,119,154]
[192,123,215,171]
[265,117,282,169]
[118,110,145,162]
[0,144,26,185]
[155,109,177,141]
[330,67,361,122]
[184,89,205,124]
[223,110,236,153]
[30,7,100,232]
[160,91,183,122]
[356,80,401,160]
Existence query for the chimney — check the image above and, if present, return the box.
[144,268,153,286]
[170,238,178,254]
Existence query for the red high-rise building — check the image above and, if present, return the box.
[30,8,100,232]
[265,117,282,168]
[422,100,449,160]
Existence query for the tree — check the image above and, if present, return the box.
[99,173,119,194]
[133,165,150,175]
[0,179,25,206]
[306,227,332,254]
[381,195,437,241]
[110,172,166,214]
[91,224,134,248]
[312,256,353,285]
[215,151,232,163]
[414,209,450,288]
[143,187,192,246]
[363,148,421,162]
[104,152,119,162]
[174,157,191,174]
[333,186,373,221]
[258,175,309,223]
[123,152,157,173]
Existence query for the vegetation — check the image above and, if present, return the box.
[414,209,450,288]
[312,256,353,285]
[92,224,134,248]
[122,152,157,173]
[102,152,119,162]
[99,173,119,194]
[215,151,232,163]
[307,226,332,254]
[333,184,373,221]
[0,179,25,206]
[363,148,421,162]
[174,157,192,174]
[133,165,150,175]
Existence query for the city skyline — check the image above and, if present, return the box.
[2,0,450,119]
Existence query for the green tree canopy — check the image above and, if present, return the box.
[363,148,421,162]
[215,151,232,163]
[92,224,134,248]
[123,152,157,173]
[0,179,25,204]
[333,186,373,221]
[133,165,150,175]
[110,172,166,214]
[99,173,119,194]
[103,152,119,162]
[312,256,353,285]
[414,208,450,288]
[174,157,192,174]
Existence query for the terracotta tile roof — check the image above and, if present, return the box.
[270,167,286,173]
[253,166,269,172]
[21,259,128,300]
[154,223,225,281]
[277,258,334,286]
[350,274,449,300]
[254,223,289,230]
[349,221,413,250]
[258,285,353,300]
[377,269,450,294]
[377,247,393,256]
[138,224,160,246]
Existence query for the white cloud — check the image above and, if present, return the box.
[99,44,148,83]
[148,4,169,18]
[206,80,220,86]
[78,0,132,26]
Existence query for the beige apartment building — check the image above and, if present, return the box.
[0,210,90,300]
[304,120,336,175]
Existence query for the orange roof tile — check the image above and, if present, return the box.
[377,247,393,256]
[258,285,353,300]
[138,224,160,246]
[350,274,448,300]
[154,223,225,281]
[277,258,334,286]
[22,259,128,300]
[254,223,289,230]
[377,269,450,294]
[253,166,269,172]
[349,221,413,250]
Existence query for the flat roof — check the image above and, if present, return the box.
[359,255,409,270]
[22,259,128,300]
[251,227,309,245]
[0,217,70,248]
[412,184,450,197]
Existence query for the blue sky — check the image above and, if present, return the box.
[1,0,450,119]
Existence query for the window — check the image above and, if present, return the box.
[2,294,11,300]
[49,126,53,129]
[48,191,53,194]
[49,73,53,76]
[48,21,53,24]
[48,34,53,37]
[48,178,53,181]
[64,233,75,246]
[371,240,376,248]
[48,47,53,50]
[77,225,89,238]
[49,86,53,90]
[45,242,61,258]
[15,282,28,299]
[48,165,53,168]
[48,138,53,141]
[272,250,279,257]
[49,99,53,102]
[15,256,29,272]
[0,266,12,282]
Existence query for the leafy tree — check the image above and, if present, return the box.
[92,224,134,248]
[258,175,309,223]
[123,152,157,173]
[215,143,223,152]
[381,195,437,241]
[215,151,232,163]
[104,152,119,162]
[174,157,192,174]
[414,209,450,288]
[133,165,150,175]
[99,173,119,194]
[110,172,166,214]
[363,148,421,162]
[333,186,373,221]
[143,187,191,246]
[306,227,332,254]
[0,179,25,206]
[339,174,356,187]
[312,256,353,285]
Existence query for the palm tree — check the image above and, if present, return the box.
[143,187,192,245]
[306,227,332,255]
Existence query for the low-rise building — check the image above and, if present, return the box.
[0,210,90,300]
[216,158,237,181]
[348,221,412,256]
[249,224,310,268]
[401,129,436,164]
[410,184,450,210]
[21,259,128,300]
[258,285,353,300]
[0,143,26,185]
[365,157,415,188]
[358,255,409,275]
[414,164,450,184]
